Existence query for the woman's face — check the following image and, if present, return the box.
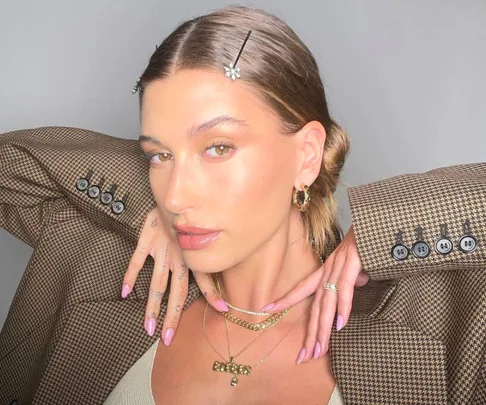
[140,69,301,272]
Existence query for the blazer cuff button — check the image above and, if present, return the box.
[459,235,478,253]
[75,178,89,191]
[111,200,125,215]
[435,237,453,255]
[411,241,431,259]
[391,244,409,261]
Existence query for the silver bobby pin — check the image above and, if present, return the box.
[131,77,141,94]
[224,29,252,81]
[133,32,252,92]
[132,44,159,94]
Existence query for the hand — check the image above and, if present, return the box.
[260,225,369,364]
[121,206,229,346]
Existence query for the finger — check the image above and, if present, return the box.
[193,272,228,312]
[161,258,189,346]
[144,242,171,336]
[122,240,153,298]
[298,285,323,364]
[122,210,162,298]
[315,264,340,358]
[260,267,324,313]
[337,255,365,331]
[298,256,335,364]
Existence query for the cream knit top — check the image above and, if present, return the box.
[104,338,344,405]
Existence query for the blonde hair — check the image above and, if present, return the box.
[137,5,350,259]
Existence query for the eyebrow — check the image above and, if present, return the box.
[139,115,248,146]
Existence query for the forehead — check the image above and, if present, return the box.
[140,69,279,135]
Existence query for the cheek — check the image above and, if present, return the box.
[182,168,293,272]
[224,147,295,241]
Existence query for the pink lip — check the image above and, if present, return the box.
[176,231,221,250]
[173,224,220,235]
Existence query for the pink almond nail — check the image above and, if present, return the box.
[313,342,321,359]
[296,348,306,365]
[336,315,344,331]
[121,284,131,298]
[216,299,229,312]
[163,328,175,346]
[146,318,156,336]
[260,303,275,312]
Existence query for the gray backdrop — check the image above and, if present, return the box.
[1,0,485,328]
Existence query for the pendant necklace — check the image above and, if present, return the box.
[202,298,312,387]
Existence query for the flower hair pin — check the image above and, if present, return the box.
[224,29,252,81]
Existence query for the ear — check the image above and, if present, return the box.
[293,120,326,189]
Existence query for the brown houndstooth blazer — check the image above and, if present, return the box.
[0,126,485,405]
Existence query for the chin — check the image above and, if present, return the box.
[181,249,236,274]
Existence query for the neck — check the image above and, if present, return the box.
[216,209,322,321]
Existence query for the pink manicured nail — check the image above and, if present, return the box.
[216,299,229,312]
[163,328,175,346]
[121,284,131,298]
[260,303,275,312]
[336,315,344,331]
[313,342,321,359]
[296,348,306,364]
[146,318,156,336]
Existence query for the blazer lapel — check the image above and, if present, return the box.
[32,283,201,405]
[330,313,448,404]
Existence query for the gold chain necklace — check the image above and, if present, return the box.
[219,310,292,331]
[215,273,292,331]
[203,298,312,386]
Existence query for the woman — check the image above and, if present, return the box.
[111,6,347,402]
[1,5,485,405]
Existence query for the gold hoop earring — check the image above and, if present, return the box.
[292,184,311,212]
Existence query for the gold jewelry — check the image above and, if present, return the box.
[220,309,292,331]
[216,273,293,331]
[203,298,313,386]
[214,239,322,324]
[216,273,271,316]
[224,301,271,317]
[203,302,274,382]
[322,282,338,293]
[215,274,293,331]
[292,183,311,212]
[213,240,323,328]
[292,185,325,266]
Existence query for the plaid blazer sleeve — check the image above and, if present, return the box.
[0,126,156,247]
[348,162,485,280]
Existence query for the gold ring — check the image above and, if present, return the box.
[322,282,338,293]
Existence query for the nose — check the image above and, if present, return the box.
[163,160,196,215]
